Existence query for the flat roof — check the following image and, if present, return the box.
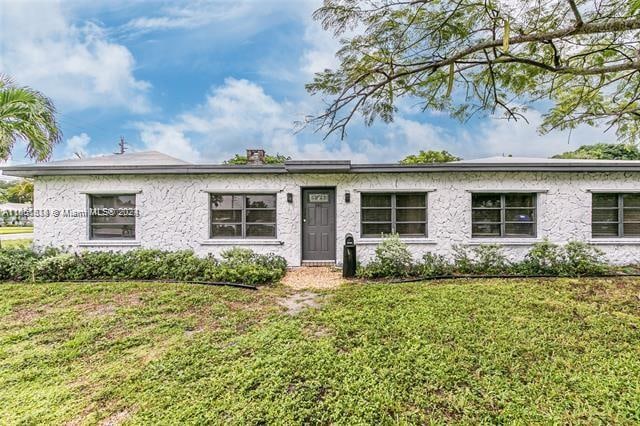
[4,151,640,177]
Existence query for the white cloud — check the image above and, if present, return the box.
[136,123,202,163]
[300,10,341,76]
[63,133,91,159]
[121,0,312,37]
[388,110,617,160]
[134,77,386,163]
[0,1,150,113]
[133,75,614,164]
[123,2,254,33]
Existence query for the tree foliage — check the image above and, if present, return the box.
[552,142,640,159]
[306,1,640,142]
[400,150,461,164]
[0,180,33,204]
[0,75,61,161]
[225,153,291,165]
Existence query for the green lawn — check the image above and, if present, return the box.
[0,278,638,424]
[0,226,33,235]
[0,238,32,248]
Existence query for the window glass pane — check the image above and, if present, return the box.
[592,208,618,222]
[505,194,535,207]
[592,193,617,208]
[396,209,426,222]
[211,195,242,209]
[472,209,500,222]
[210,193,277,238]
[212,224,242,237]
[246,195,276,209]
[592,223,618,237]
[623,222,640,236]
[362,223,392,236]
[396,194,425,208]
[89,195,136,239]
[472,194,501,208]
[624,208,640,222]
[246,224,276,237]
[623,194,640,207]
[91,194,135,209]
[91,214,135,225]
[396,223,426,235]
[505,209,535,222]
[212,210,242,223]
[90,224,135,239]
[246,210,276,223]
[505,223,535,236]
[362,194,391,207]
[472,224,500,237]
[362,209,391,222]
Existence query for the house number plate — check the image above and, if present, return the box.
[309,193,329,203]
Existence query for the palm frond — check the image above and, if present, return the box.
[0,74,61,161]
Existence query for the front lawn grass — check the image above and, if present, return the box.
[0,226,33,235]
[0,278,638,424]
[0,238,32,248]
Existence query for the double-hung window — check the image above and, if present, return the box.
[472,193,536,237]
[89,194,136,240]
[210,194,277,238]
[360,193,428,237]
[592,193,640,237]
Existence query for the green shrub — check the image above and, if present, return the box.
[356,234,413,278]
[207,248,287,285]
[0,247,41,281]
[514,240,609,276]
[155,250,209,281]
[0,247,286,285]
[517,239,565,275]
[76,251,132,280]
[34,253,82,282]
[452,244,509,275]
[471,244,510,274]
[561,241,609,276]
[127,249,165,279]
[451,245,474,274]
[415,252,452,277]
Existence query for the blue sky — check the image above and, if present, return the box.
[0,0,616,165]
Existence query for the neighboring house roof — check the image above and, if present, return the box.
[0,202,31,211]
[13,151,189,168]
[4,151,640,177]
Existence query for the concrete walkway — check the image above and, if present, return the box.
[281,266,346,290]
[0,233,33,240]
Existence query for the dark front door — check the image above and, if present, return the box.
[302,188,336,261]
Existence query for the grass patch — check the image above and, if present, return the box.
[0,227,33,235]
[0,238,32,248]
[0,278,638,423]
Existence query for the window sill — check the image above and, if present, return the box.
[79,240,141,247]
[589,239,640,245]
[356,238,436,245]
[467,239,541,246]
[200,239,284,246]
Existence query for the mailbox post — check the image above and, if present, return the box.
[343,233,356,278]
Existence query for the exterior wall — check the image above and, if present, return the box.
[33,171,640,266]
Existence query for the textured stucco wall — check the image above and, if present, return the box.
[33,171,640,266]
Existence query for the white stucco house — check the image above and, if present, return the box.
[3,149,640,266]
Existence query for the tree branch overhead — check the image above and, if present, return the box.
[306,0,640,142]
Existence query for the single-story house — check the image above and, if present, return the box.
[3,149,640,266]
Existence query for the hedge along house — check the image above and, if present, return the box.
[4,149,640,266]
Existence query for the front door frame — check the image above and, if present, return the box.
[300,186,337,262]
